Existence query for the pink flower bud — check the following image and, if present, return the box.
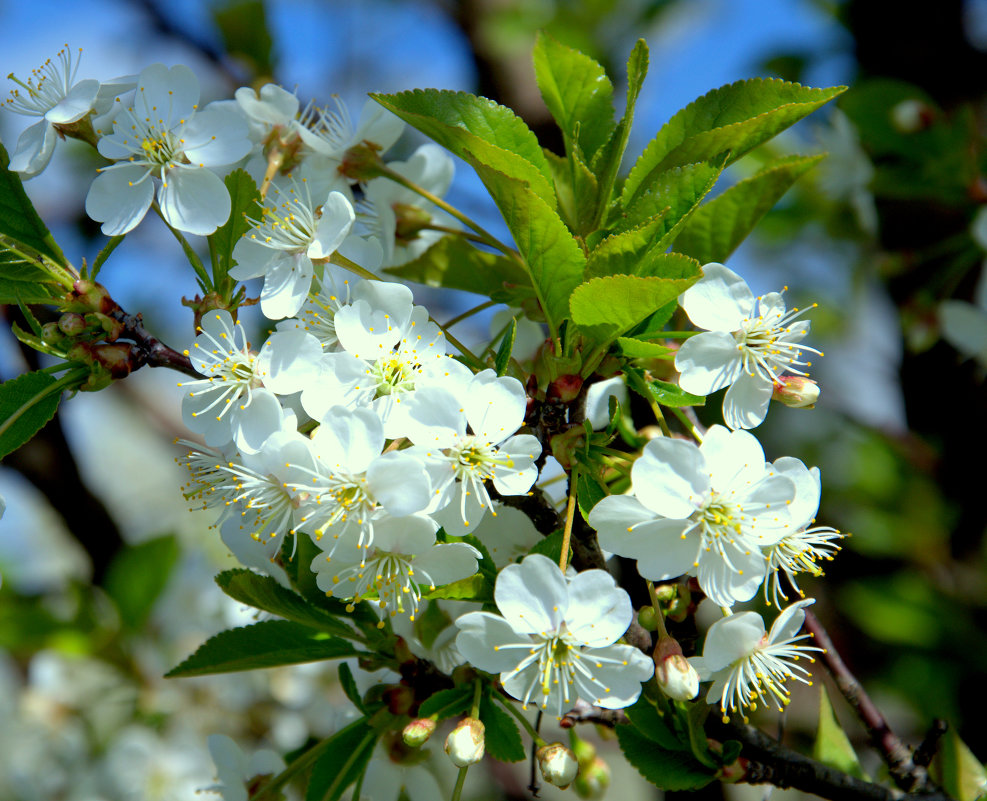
[402,717,437,748]
[444,717,485,767]
[771,376,820,409]
[536,743,579,788]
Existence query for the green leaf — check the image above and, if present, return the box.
[384,235,532,305]
[306,718,378,801]
[418,686,472,721]
[933,729,987,801]
[209,168,260,294]
[813,687,866,779]
[622,79,845,206]
[338,662,366,714]
[617,337,676,359]
[211,0,274,77]
[166,620,360,677]
[494,317,517,377]
[104,534,180,631]
[0,142,67,267]
[674,154,825,264]
[0,250,60,304]
[570,273,700,347]
[617,724,716,791]
[215,569,357,639]
[627,367,705,408]
[591,39,650,225]
[472,162,586,337]
[623,697,683,751]
[425,573,494,603]
[576,470,608,523]
[371,90,554,201]
[0,370,63,461]
[479,694,526,762]
[615,160,724,246]
[530,530,567,565]
[532,31,615,160]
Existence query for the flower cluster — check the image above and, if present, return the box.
[2,46,849,770]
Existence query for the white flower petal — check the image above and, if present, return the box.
[494,554,567,635]
[722,373,773,430]
[679,262,753,330]
[85,165,154,235]
[8,120,57,176]
[158,166,231,235]
[45,78,100,123]
[631,437,708,518]
[675,331,744,395]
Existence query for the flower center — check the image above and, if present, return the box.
[139,130,183,167]
[246,183,319,251]
[734,295,821,383]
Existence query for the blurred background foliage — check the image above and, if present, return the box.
[1,1,985,799]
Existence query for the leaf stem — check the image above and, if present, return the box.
[492,691,544,747]
[329,251,383,282]
[625,367,672,437]
[153,203,212,290]
[450,767,469,801]
[252,735,335,800]
[444,299,497,329]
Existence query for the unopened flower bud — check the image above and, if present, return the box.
[444,717,485,767]
[573,756,611,799]
[536,743,579,788]
[653,636,699,701]
[92,343,138,379]
[771,376,819,409]
[58,312,87,337]
[546,374,583,404]
[41,322,64,344]
[402,717,437,747]
[637,606,658,631]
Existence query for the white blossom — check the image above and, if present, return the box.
[455,554,653,717]
[4,46,102,176]
[587,426,797,607]
[85,63,250,235]
[405,370,540,534]
[675,262,821,430]
[230,171,354,320]
[689,599,821,722]
[312,514,478,622]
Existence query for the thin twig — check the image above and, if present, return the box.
[804,610,930,792]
